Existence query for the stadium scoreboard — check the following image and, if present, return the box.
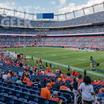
[36,13,54,19]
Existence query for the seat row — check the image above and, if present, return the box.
[0,86,66,104]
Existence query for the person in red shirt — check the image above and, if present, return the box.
[45,67,52,74]
[71,71,80,77]
[60,83,70,91]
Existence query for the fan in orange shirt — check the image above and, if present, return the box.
[22,75,33,86]
[40,83,51,100]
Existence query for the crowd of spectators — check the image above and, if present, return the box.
[0,35,104,51]
[0,51,104,104]
[39,36,104,50]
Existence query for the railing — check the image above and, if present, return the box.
[55,2,104,21]
[0,2,104,21]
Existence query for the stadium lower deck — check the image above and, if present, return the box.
[0,50,104,104]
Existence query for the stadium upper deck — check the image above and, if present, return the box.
[0,2,104,29]
[0,10,104,35]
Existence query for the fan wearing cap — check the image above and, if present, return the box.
[40,83,51,100]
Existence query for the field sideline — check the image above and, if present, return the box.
[6,47,104,79]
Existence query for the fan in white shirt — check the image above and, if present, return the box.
[78,76,95,104]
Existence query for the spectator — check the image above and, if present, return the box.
[11,72,18,82]
[60,83,70,91]
[45,62,48,67]
[40,83,51,100]
[22,74,33,86]
[50,79,55,87]
[2,73,8,81]
[53,77,63,90]
[84,70,87,78]
[2,71,13,82]
[34,78,41,88]
[16,77,22,84]
[50,91,62,103]
[73,77,78,91]
[78,76,95,104]
[71,71,80,77]
[99,88,104,93]
[67,65,70,71]
[77,74,83,86]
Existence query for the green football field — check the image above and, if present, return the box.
[6,47,104,79]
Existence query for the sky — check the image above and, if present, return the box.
[0,0,104,14]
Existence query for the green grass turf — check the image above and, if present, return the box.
[6,47,104,79]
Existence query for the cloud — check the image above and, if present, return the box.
[0,1,35,19]
[0,0,15,8]
[0,0,104,20]
[57,0,104,14]
[87,0,104,6]
[58,0,66,5]
[51,1,56,5]
[0,0,16,16]
[0,1,32,18]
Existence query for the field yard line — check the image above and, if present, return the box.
[32,57,104,78]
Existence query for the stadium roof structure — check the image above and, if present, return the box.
[0,2,104,21]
